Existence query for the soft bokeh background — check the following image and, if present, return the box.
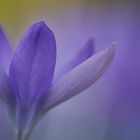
[0,0,140,140]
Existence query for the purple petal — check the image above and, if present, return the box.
[41,44,116,111]
[9,22,56,102]
[0,27,13,73]
[56,38,94,80]
[0,65,16,122]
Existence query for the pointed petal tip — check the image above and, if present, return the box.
[32,21,52,31]
[81,38,94,58]
[107,42,117,58]
[86,37,94,52]
[87,37,94,43]
[98,43,116,71]
[110,42,117,51]
[111,41,117,49]
[37,21,46,25]
[94,42,116,64]
[31,21,55,40]
[112,41,117,46]
[35,21,46,28]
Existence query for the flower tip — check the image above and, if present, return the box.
[87,37,94,43]
[109,42,117,54]
[87,38,94,46]
[31,21,49,31]
[105,42,116,54]
[111,42,117,51]
[36,21,46,26]
[85,37,95,54]
[30,21,53,36]
[103,42,116,64]
[111,41,117,48]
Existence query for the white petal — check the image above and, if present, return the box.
[41,44,116,112]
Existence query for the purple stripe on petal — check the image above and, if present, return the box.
[55,38,94,81]
[0,27,13,73]
[9,22,56,102]
[41,44,116,112]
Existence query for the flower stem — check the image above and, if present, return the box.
[16,130,23,140]
[24,111,48,140]
[23,115,41,140]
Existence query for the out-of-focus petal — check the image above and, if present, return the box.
[0,27,13,73]
[55,38,94,80]
[9,22,56,102]
[0,65,16,122]
[41,44,116,112]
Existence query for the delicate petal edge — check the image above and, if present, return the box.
[40,43,116,112]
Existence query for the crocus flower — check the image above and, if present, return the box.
[0,21,116,140]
